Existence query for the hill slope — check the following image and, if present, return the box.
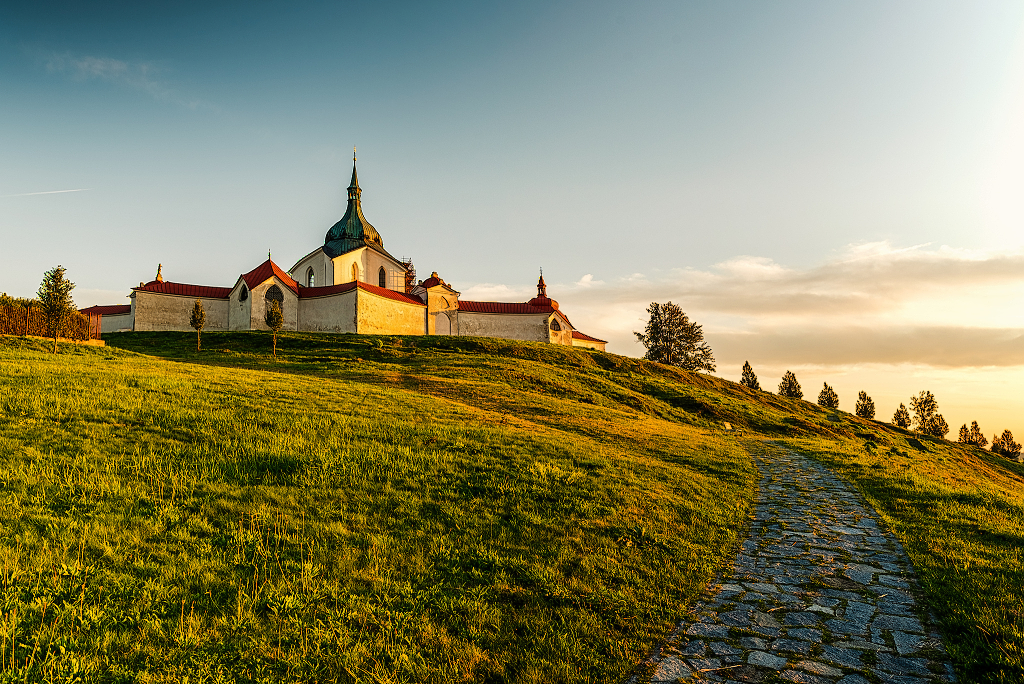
[0,332,1021,683]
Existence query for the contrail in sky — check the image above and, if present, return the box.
[1,188,89,197]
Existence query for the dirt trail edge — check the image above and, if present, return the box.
[638,444,955,684]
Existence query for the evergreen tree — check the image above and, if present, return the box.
[855,391,875,419]
[909,390,949,438]
[36,265,75,354]
[777,371,802,399]
[740,361,760,390]
[634,302,715,372]
[969,421,987,448]
[958,424,970,444]
[265,299,284,358]
[817,383,839,409]
[189,299,206,351]
[892,403,911,429]
[991,430,1021,458]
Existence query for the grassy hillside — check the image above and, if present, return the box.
[0,331,1021,683]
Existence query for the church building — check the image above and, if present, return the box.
[86,156,606,352]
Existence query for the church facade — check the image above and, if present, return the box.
[87,158,606,351]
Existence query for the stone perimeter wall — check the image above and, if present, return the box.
[133,292,229,332]
[456,312,550,343]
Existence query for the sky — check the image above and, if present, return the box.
[2,1,1023,439]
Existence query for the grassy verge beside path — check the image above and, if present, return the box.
[0,334,755,683]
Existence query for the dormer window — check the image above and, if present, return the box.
[307,268,315,288]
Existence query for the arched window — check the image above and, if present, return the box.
[306,268,315,288]
[351,263,359,282]
[265,284,284,307]
[549,318,561,331]
[378,267,386,288]
[239,284,248,301]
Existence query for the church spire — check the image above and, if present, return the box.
[348,147,361,200]
[537,268,547,297]
[324,148,383,257]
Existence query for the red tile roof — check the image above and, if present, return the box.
[133,281,232,299]
[79,304,132,316]
[572,330,606,343]
[297,280,425,306]
[241,259,299,294]
[458,301,553,314]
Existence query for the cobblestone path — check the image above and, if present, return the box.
[644,446,954,684]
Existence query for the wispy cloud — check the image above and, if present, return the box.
[44,52,212,110]
[1,188,89,198]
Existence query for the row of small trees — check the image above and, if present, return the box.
[188,298,283,357]
[741,360,1021,457]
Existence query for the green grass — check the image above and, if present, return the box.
[0,331,1021,683]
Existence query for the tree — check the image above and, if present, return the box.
[634,302,715,372]
[817,383,839,409]
[855,391,875,419]
[36,265,75,354]
[991,430,1021,458]
[265,299,283,358]
[909,390,949,438]
[958,421,988,447]
[740,361,760,390]
[189,299,206,351]
[892,403,911,429]
[777,371,802,399]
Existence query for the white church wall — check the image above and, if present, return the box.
[297,290,357,332]
[290,249,331,289]
[330,249,366,285]
[362,249,406,291]
[248,279,298,331]
[356,289,425,335]
[455,312,549,343]
[229,281,251,331]
[133,292,229,332]
[547,313,573,347]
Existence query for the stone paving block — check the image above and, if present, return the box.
[837,675,871,684]
[798,660,844,676]
[819,645,864,669]
[786,627,822,641]
[709,642,740,656]
[891,631,926,655]
[685,623,729,638]
[826,618,869,636]
[879,575,910,588]
[780,670,832,684]
[771,638,812,655]
[872,614,924,634]
[688,657,722,672]
[834,639,890,651]
[784,612,820,627]
[652,655,691,682]
[738,636,767,650]
[719,610,752,626]
[744,582,780,593]
[876,653,930,675]
[748,650,788,670]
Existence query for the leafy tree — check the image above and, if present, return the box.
[189,299,206,352]
[958,421,988,447]
[817,383,839,409]
[991,430,1021,458]
[634,302,715,372]
[892,403,911,429]
[777,371,802,399]
[740,361,760,390]
[855,391,875,419]
[909,390,949,438]
[265,299,283,358]
[969,421,987,447]
[36,265,75,354]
